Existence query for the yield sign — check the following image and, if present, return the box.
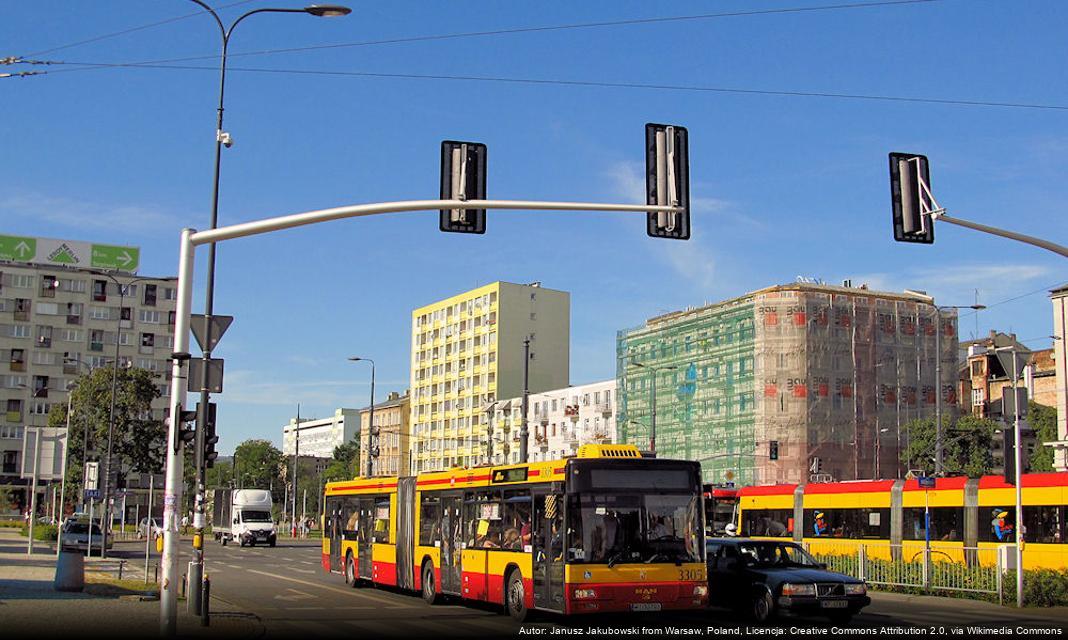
[190,314,234,352]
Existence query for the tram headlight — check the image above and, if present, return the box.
[574,588,598,599]
[781,583,816,596]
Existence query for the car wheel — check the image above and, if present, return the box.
[222,536,228,546]
[249,539,256,547]
[749,590,774,623]
[505,570,528,622]
[345,554,358,588]
[422,562,439,604]
[828,611,854,625]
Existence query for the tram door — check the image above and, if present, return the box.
[532,490,565,612]
[440,494,463,594]
[358,497,374,579]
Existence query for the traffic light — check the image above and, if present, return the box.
[439,140,487,234]
[1002,428,1016,485]
[199,402,219,469]
[172,404,197,452]
[769,440,780,461]
[645,123,690,240]
[889,152,934,244]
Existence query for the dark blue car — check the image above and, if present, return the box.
[706,538,871,624]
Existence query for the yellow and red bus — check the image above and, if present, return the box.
[736,472,1068,569]
[322,444,708,619]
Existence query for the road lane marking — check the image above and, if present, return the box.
[274,588,317,602]
[245,569,410,609]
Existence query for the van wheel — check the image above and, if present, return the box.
[221,536,228,546]
[505,570,528,622]
[345,554,358,588]
[422,563,439,604]
[238,538,245,548]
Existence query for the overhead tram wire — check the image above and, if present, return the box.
[16,60,1068,113]
[958,281,1067,317]
[9,0,946,74]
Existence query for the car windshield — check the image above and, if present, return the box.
[567,493,702,565]
[737,541,820,567]
[242,510,272,523]
[65,523,102,535]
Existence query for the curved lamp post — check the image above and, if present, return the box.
[348,357,376,477]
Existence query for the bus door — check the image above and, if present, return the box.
[328,499,342,572]
[358,497,375,580]
[439,494,463,595]
[532,490,565,612]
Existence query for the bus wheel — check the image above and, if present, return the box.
[345,554,358,588]
[422,563,439,605]
[505,570,528,622]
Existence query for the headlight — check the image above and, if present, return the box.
[693,585,708,597]
[844,583,867,595]
[781,583,816,596]
[573,588,597,599]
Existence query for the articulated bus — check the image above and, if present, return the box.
[737,472,1068,569]
[322,444,708,620]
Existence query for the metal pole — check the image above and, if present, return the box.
[520,339,530,463]
[101,282,126,559]
[293,404,299,537]
[1012,348,1024,607]
[161,228,196,636]
[934,306,943,476]
[368,364,376,476]
[650,367,657,456]
[145,474,154,584]
[27,427,39,555]
[57,392,73,557]
[933,211,1068,260]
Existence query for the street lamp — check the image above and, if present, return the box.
[993,344,1025,608]
[348,357,376,477]
[930,303,985,476]
[629,360,677,456]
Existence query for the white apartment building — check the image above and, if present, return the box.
[282,407,361,459]
[409,281,570,473]
[1,248,177,514]
[487,379,617,464]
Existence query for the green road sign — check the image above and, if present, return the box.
[91,244,140,270]
[0,235,37,262]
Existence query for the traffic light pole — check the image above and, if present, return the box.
[161,198,683,634]
[929,211,1068,259]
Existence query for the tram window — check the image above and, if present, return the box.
[1023,506,1063,545]
[803,508,890,539]
[373,497,390,543]
[979,507,1017,543]
[741,509,793,537]
[466,490,503,549]
[902,508,963,541]
[342,497,359,541]
[419,495,440,546]
[501,489,532,551]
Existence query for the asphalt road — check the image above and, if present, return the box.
[189,539,1066,638]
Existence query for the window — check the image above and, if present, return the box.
[373,497,390,543]
[500,489,532,551]
[2,451,17,474]
[93,280,107,302]
[33,375,49,398]
[902,507,964,541]
[139,310,161,324]
[90,329,105,352]
[804,508,891,539]
[971,388,985,407]
[14,298,30,321]
[6,398,22,423]
[9,349,25,372]
[971,361,983,377]
[40,275,58,298]
[66,302,82,325]
[1022,506,1065,545]
[979,507,1018,543]
[36,326,52,349]
[140,333,155,353]
[465,490,503,549]
[141,284,157,306]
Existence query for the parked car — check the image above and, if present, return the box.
[706,538,870,624]
[60,518,113,553]
[137,517,163,538]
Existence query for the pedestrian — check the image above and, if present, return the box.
[181,514,190,535]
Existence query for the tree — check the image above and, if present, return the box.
[49,366,165,508]
[322,440,360,483]
[901,415,999,477]
[233,439,284,493]
[1027,401,1058,472]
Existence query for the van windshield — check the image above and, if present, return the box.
[242,510,272,523]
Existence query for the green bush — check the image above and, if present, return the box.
[18,524,58,541]
[0,520,26,529]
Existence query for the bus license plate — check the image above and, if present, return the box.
[821,600,849,609]
[631,603,662,612]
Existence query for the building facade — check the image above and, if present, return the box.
[1,258,177,514]
[358,391,410,477]
[616,282,957,486]
[409,281,570,473]
[486,379,617,464]
[282,408,361,459]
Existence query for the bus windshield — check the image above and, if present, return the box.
[567,494,702,565]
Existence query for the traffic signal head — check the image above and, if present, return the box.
[769,440,780,461]
[172,405,197,452]
[199,402,219,468]
[889,152,934,244]
[645,123,690,240]
[439,140,487,234]
[1002,428,1016,485]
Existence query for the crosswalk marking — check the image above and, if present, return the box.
[245,569,410,609]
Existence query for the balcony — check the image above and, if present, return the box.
[597,403,612,416]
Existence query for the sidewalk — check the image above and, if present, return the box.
[0,529,260,638]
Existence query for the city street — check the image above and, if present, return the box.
[191,539,1068,637]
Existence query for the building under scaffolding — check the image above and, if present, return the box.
[616,282,958,486]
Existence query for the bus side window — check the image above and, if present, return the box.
[419,495,440,546]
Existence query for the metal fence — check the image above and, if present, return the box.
[803,540,1007,603]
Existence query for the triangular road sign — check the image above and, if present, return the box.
[190,314,234,352]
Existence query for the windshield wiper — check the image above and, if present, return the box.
[607,541,637,568]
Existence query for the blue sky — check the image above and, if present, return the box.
[3,1,1066,455]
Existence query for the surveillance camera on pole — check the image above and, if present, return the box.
[889,152,936,244]
[439,140,487,234]
[645,123,690,240]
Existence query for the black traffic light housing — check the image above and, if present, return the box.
[769,440,780,461]
[173,405,197,452]
[200,402,219,469]
[645,123,690,240]
[1002,428,1016,485]
[889,152,934,244]
[439,140,487,234]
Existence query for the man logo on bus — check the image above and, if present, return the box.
[991,509,1014,541]
[813,512,828,536]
